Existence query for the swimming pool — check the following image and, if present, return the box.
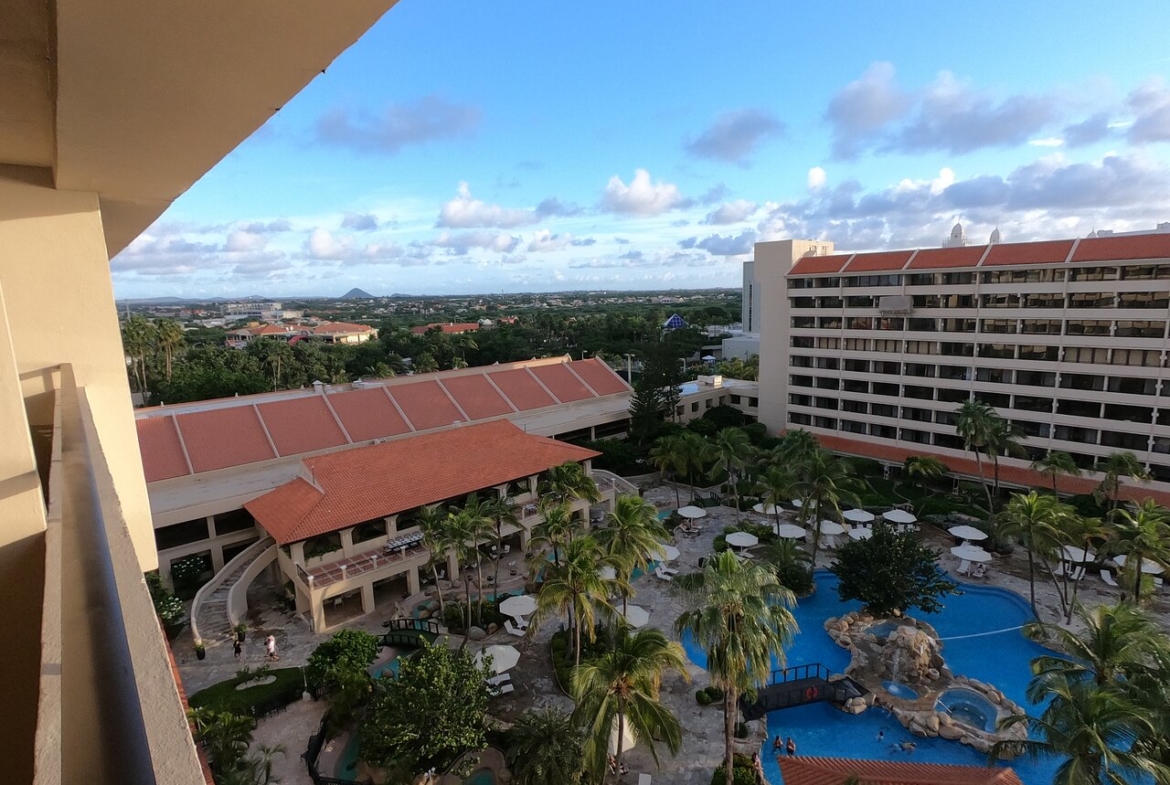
[936,688,998,733]
[881,680,920,700]
[681,571,1061,785]
[463,768,497,785]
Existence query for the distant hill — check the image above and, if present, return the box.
[340,288,375,299]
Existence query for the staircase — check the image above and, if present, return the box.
[190,537,274,647]
[592,469,640,495]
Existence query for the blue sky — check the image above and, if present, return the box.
[112,0,1170,298]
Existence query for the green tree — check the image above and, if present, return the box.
[359,640,492,774]
[955,399,998,526]
[417,505,451,614]
[594,495,670,615]
[1000,491,1068,616]
[506,708,586,785]
[761,465,795,531]
[452,494,495,627]
[904,455,948,489]
[531,536,616,666]
[830,522,959,616]
[122,314,157,395]
[571,626,689,783]
[673,551,798,785]
[707,428,751,522]
[156,318,186,383]
[791,448,859,567]
[757,537,814,595]
[539,461,601,514]
[187,707,257,780]
[1105,499,1170,603]
[484,494,520,591]
[649,434,688,509]
[528,500,575,570]
[1032,451,1082,497]
[1095,452,1151,513]
[305,628,380,731]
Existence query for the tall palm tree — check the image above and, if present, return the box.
[991,677,1168,785]
[1095,452,1151,513]
[904,455,948,489]
[594,495,669,615]
[539,461,602,514]
[121,314,156,394]
[454,494,495,627]
[442,510,478,635]
[677,431,710,503]
[1058,513,1109,622]
[986,416,1027,503]
[155,318,185,384]
[955,399,998,523]
[774,428,818,467]
[484,494,520,591]
[761,465,795,531]
[531,535,615,666]
[1106,499,1170,603]
[707,427,751,523]
[528,500,575,570]
[417,505,450,614]
[649,434,688,509]
[791,449,859,567]
[1033,451,1082,497]
[1000,491,1068,616]
[506,708,585,785]
[571,626,689,783]
[673,551,798,785]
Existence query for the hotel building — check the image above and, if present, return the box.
[755,231,1170,502]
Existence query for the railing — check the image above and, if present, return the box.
[767,662,830,685]
[191,535,272,644]
[592,469,639,495]
[226,540,277,628]
[305,541,429,590]
[304,718,370,785]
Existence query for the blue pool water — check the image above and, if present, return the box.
[881,680,920,700]
[657,510,672,520]
[463,768,497,785]
[937,688,998,733]
[369,657,401,680]
[681,571,1061,785]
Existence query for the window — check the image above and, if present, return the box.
[981,293,1020,308]
[904,363,935,378]
[1020,319,1062,335]
[843,379,868,394]
[840,419,866,434]
[940,272,974,285]
[1018,345,1059,362]
[790,356,812,368]
[789,394,811,407]
[1016,370,1055,387]
[816,357,840,370]
[789,412,812,426]
[908,317,937,332]
[844,274,902,287]
[845,295,875,307]
[900,428,932,445]
[844,359,869,373]
[934,432,965,449]
[942,318,976,333]
[1065,320,1111,336]
[939,342,974,357]
[748,397,758,407]
[1101,431,1149,451]
[976,368,1011,384]
[1109,376,1157,396]
[818,296,844,309]
[213,509,255,537]
[904,340,936,355]
[938,365,970,381]
[975,391,1010,408]
[903,385,934,401]
[791,336,814,349]
[908,273,938,286]
[813,416,838,429]
[730,395,743,404]
[1013,420,1050,438]
[791,316,815,328]
[1054,425,1098,445]
[1104,404,1153,424]
[937,388,970,404]
[1014,396,1053,414]
[1057,399,1100,418]
[1118,293,1170,309]
[1115,320,1166,338]
[815,377,840,390]
[691,402,699,413]
[1111,349,1161,367]
[1069,266,1118,282]
[874,361,900,375]
[1068,292,1115,309]
[155,519,210,551]
[872,382,899,397]
[814,397,839,411]
[818,316,842,329]
[1063,347,1109,365]
[841,399,867,414]
[901,406,933,423]
[869,423,897,439]
[791,297,816,309]
[980,319,1016,334]
[704,399,712,409]
[978,344,1015,360]
[1121,265,1170,280]
[1022,293,1064,309]
[935,410,958,427]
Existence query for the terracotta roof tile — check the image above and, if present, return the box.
[257,397,349,456]
[842,250,914,273]
[790,253,852,276]
[312,321,373,334]
[440,374,514,420]
[569,358,631,396]
[245,420,600,544]
[778,756,1023,785]
[1071,233,1170,262]
[906,246,988,270]
[326,387,412,442]
[136,415,191,482]
[487,368,557,410]
[530,363,593,402]
[387,379,465,430]
[176,407,276,473]
[982,239,1074,266]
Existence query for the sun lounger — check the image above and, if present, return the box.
[660,565,679,576]
[498,683,514,695]
[486,673,511,687]
[504,620,526,637]
[957,559,970,576]
[654,566,673,581]
[638,774,651,785]
[1101,569,1119,587]
[1052,562,1065,577]
[1070,566,1086,582]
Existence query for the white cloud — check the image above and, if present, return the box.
[1029,137,1064,148]
[305,228,353,260]
[807,167,827,190]
[702,200,758,225]
[601,169,688,216]
[527,230,574,253]
[223,230,268,253]
[437,182,540,229]
[432,230,521,255]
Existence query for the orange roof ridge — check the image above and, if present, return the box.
[778,756,1023,785]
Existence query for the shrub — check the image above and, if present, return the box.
[701,405,747,429]
[189,667,304,716]
[735,721,749,739]
[696,688,713,705]
[711,753,758,785]
[742,422,767,445]
[579,439,643,476]
[687,418,719,438]
[705,685,725,701]
[775,563,814,595]
[146,572,186,631]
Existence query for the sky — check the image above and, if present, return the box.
[111,1,1170,299]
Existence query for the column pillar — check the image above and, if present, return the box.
[361,582,375,614]
[407,567,420,595]
[210,543,225,574]
[311,595,326,632]
[340,527,354,557]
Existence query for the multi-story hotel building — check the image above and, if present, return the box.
[755,231,1170,501]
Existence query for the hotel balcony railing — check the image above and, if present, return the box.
[35,366,204,784]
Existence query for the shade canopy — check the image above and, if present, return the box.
[475,644,521,674]
[622,605,651,628]
[1061,545,1095,563]
[842,509,875,523]
[848,528,873,541]
[702,355,717,361]
[775,523,808,539]
[677,505,707,519]
[597,565,617,581]
[948,525,987,542]
[883,508,918,524]
[951,544,992,563]
[1114,554,1165,575]
[816,520,846,536]
[655,544,681,562]
[791,499,816,509]
[725,531,759,549]
[498,594,536,619]
[753,503,781,516]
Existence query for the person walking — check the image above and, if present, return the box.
[233,638,242,660]
[264,634,279,661]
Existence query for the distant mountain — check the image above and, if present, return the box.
[340,288,375,299]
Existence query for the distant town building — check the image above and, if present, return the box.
[662,313,687,330]
[225,321,377,348]
[409,321,481,335]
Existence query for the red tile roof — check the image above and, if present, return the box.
[311,321,374,335]
[176,407,276,473]
[569,357,630,396]
[531,363,594,402]
[486,368,557,410]
[245,420,600,544]
[843,250,914,273]
[440,374,514,420]
[778,757,1023,785]
[256,397,349,457]
[982,239,1074,266]
[409,322,481,335]
[136,416,191,482]
[326,387,412,442]
[906,246,988,270]
[1072,233,1170,262]
[388,379,465,430]
[790,253,852,276]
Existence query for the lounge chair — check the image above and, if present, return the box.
[1070,566,1086,582]
[486,673,511,687]
[504,620,525,637]
[1052,562,1065,577]
[638,774,651,785]
[1101,569,1119,587]
[957,559,970,576]
[498,683,514,695]
[654,566,673,582]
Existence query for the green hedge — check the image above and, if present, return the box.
[189,667,304,716]
[711,754,759,785]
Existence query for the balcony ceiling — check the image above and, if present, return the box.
[1,0,398,255]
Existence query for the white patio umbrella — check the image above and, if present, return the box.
[725,531,759,549]
[775,523,808,539]
[498,594,537,620]
[883,508,918,525]
[702,354,717,361]
[951,544,993,563]
[816,520,846,536]
[848,528,873,541]
[842,509,875,524]
[753,502,781,516]
[1061,545,1095,563]
[597,565,617,580]
[622,605,651,628]
[791,499,816,510]
[608,714,638,755]
[474,644,521,674]
[948,525,988,542]
[678,505,707,519]
[654,543,681,562]
[1114,554,1165,575]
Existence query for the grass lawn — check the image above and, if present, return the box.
[189,667,305,715]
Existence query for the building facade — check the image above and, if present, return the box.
[756,232,1170,498]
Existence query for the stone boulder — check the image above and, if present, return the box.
[468,626,487,641]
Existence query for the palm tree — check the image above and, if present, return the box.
[528,500,575,570]
[539,461,602,513]
[649,435,688,509]
[761,465,795,531]
[506,708,586,785]
[991,678,1168,785]
[442,510,478,635]
[571,626,689,783]
[955,399,998,523]
[484,494,520,591]
[1106,500,1170,603]
[1033,451,1082,497]
[531,536,615,666]
[986,416,1027,503]
[1095,452,1151,513]
[453,494,495,627]
[677,431,710,502]
[1000,491,1068,616]
[774,428,818,467]
[791,449,859,567]
[594,495,669,615]
[904,455,948,489]
[121,314,156,395]
[417,505,450,614]
[155,318,185,384]
[673,551,798,785]
[707,428,751,523]
[1058,513,1108,622]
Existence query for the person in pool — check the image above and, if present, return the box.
[773,735,784,752]
[785,737,796,756]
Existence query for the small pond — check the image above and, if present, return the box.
[935,688,997,733]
